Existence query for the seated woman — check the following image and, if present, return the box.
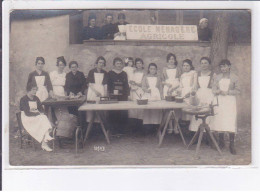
[20,83,54,152]
[65,61,86,115]
[27,57,53,102]
[50,56,77,138]
[107,57,130,133]
[82,14,101,40]
[101,13,118,40]
[142,63,163,132]
[86,56,108,123]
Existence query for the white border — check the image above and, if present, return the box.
[2,1,260,190]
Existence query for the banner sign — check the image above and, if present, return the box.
[126,24,198,41]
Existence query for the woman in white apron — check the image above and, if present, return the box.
[129,58,145,118]
[189,57,215,132]
[27,57,54,102]
[162,53,180,97]
[123,57,135,100]
[162,53,181,134]
[213,59,240,155]
[86,56,108,123]
[142,63,163,127]
[178,59,197,99]
[20,83,54,151]
[50,56,77,138]
[178,59,197,126]
[50,56,67,97]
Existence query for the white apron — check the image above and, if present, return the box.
[180,71,195,120]
[180,71,193,98]
[21,101,52,143]
[189,76,214,131]
[143,77,162,124]
[213,78,237,133]
[50,71,66,96]
[86,72,105,122]
[123,66,135,100]
[163,68,180,97]
[129,72,144,119]
[35,76,49,102]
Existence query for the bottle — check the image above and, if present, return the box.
[189,91,200,106]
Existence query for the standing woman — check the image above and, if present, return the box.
[142,63,163,129]
[162,53,180,98]
[27,57,53,102]
[178,59,197,125]
[189,57,215,132]
[86,56,108,122]
[107,57,130,133]
[50,56,67,97]
[213,59,240,155]
[178,59,197,99]
[128,58,145,131]
[50,56,77,138]
[20,83,54,151]
[123,58,135,83]
[65,61,86,115]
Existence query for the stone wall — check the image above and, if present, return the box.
[9,15,251,129]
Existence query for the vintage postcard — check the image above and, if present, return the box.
[5,7,251,167]
[2,0,259,191]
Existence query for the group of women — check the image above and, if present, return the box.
[20,54,240,155]
[83,13,128,40]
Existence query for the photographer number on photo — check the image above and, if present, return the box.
[94,146,105,152]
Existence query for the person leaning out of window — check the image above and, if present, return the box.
[114,13,129,40]
[101,13,118,40]
[198,18,212,41]
[82,14,102,40]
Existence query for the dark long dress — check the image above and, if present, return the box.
[107,70,130,131]
[64,71,86,115]
[20,95,44,117]
[65,71,86,95]
[101,23,118,40]
[82,26,101,40]
[198,27,212,41]
[27,70,53,102]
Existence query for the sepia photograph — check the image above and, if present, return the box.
[7,8,251,166]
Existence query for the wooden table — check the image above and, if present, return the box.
[78,100,188,147]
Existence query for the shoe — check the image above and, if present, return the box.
[41,143,53,152]
[44,133,54,142]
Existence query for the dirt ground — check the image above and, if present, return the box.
[9,123,251,166]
